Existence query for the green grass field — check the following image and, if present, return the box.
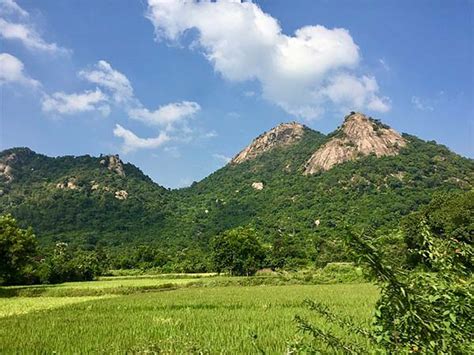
[0,275,206,297]
[0,276,378,353]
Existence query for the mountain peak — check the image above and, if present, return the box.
[304,113,407,174]
[100,154,125,177]
[231,122,306,164]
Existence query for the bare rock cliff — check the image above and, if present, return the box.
[0,153,16,183]
[100,154,125,177]
[304,113,406,174]
[231,122,305,164]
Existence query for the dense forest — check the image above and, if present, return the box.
[0,115,472,273]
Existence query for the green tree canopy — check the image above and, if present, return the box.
[211,227,265,276]
[0,214,37,285]
[402,190,473,268]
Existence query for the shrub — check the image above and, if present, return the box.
[294,223,473,353]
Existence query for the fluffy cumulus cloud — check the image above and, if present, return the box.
[41,88,110,116]
[0,52,39,87]
[146,0,390,119]
[35,59,201,151]
[80,60,201,125]
[316,74,391,113]
[76,60,201,152]
[113,124,170,153]
[79,60,134,104]
[40,60,133,118]
[128,101,201,127]
[0,1,69,54]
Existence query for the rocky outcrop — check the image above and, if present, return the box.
[231,122,305,164]
[100,154,125,177]
[0,153,16,183]
[115,190,128,200]
[251,182,264,190]
[56,178,79,190]
[304,113,406,174]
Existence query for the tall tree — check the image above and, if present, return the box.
[211,227,265,276]
[0,214,37,285]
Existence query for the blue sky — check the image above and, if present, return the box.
[1,0,472,188]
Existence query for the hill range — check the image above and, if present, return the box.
[1,112,472,263]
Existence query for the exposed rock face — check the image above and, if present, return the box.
[56,178,78,190]
[100,155,125,177]
[252,182,264,190]
[0,153,16,183]
[115,190,128,200]
[304,113,407,174]
[231,122,305,164]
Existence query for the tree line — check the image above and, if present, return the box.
[1,190,472,285]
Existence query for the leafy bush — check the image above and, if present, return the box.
[38,242,104,284]
[402,190,473,269]
[294,223,473,353]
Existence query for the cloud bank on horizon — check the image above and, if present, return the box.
[146,0,391,120]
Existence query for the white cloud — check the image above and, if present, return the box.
[79,60,134,103]
[78,61,201,144]
[41,88,110,116]
[213,153,231,164]
[113,124,170,152]
[146,0,389,119]
[412,96,434,111]
[0,0,29,17]
[128,101,200,127]
[0,18,68,54]
[36,58,201,152]
[317,74,391,113]
[0,52,39,87]
[368,96,391,113]
[42,60,200,145]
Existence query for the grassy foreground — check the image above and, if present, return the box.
[0,277,378,353]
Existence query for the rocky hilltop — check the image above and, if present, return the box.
[100,154,125,177]
[304,112,407,174]
[0,151,16,184]
[1,112,472,250]
[231,122,306,164]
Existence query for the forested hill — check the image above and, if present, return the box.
[1,113,473,259]
[168,114,473,262]
[0,147,170,245]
